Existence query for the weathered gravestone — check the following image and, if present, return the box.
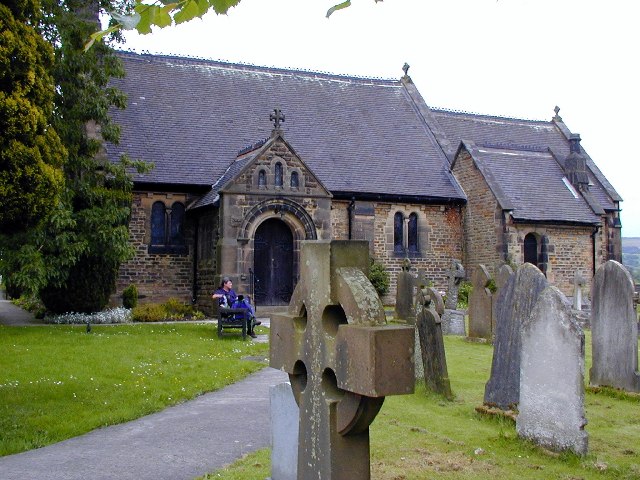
[468,265,493,341]
[492,264,514,340]
[415,287,452,399]
[573,271,586,311]
[484,263,548,410]
[517,286,588,455]
[590,260,640,393]
[270,382,299,480]
[270,240,415,480]
[441,259,466,335]
[395,258,415,323]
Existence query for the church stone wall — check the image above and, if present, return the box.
[505,223,596,298]
[331,201,464,304]
[452,150,505,276]
[193,209,219,315]
[114,192,194,306]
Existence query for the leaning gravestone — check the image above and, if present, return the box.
[270,240,415,480]
[395,258,415,323]
[590,260,640,393]
[484,263,548,410]
[270,382,299,480]
[441,259,466,335]
[415,287,452,399]
[517,286,588,455]
[468,265,493,341]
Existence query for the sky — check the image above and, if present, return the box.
[120,0,640,236]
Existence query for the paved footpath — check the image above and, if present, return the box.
[0,299,287,480]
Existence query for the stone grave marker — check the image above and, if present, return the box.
[415,286,452,399]
[484,263,548,410]
[468,264,493,341]
[270,382,299,480]
[517,286,588,455]
[395,258,415,323]
[270,240,415,480]
[590,260,640,393]
[441,259,466,335]
[573,271,586,311]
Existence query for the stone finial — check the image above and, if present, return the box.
[553,105,563,122]
[270,108,285,132]
[402,62,410,77]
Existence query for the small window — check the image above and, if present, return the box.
[258,169,266,188]
[275,162,283,187]
[393,212,404,253]
[408,213,418,253]
[290,171,299,189]
[149,201,187,254]
[524,233,538,266]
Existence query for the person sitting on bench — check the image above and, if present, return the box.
[212,277,260,338]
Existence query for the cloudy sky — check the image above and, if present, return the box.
[121,0,640,236]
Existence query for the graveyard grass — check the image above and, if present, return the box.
[210,332,640,480]
[0,323,269,456]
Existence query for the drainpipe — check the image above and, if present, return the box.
[347,197,355,240]
[591,225,600,276]
[192,217,199,304]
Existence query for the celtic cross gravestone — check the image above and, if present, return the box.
[270,241,415,479]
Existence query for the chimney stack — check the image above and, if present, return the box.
[565,134,589,191]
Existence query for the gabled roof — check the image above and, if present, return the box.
[456,141,601,225]
[107,52,465,202]
[428,109,620,211]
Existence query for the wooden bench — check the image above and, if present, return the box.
[217,307,249,339]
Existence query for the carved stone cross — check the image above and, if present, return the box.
[270,107,285,129]
[270,240,414,479]
[444,259,465,310]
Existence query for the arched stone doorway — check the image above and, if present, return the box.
[253,218,294,305]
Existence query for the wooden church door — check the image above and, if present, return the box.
[253,218,294,305]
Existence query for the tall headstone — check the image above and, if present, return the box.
[415,287,452,399]
[484,263,548,410]
[573,271,586,311]
[441,259,466,335]
[468,265,493,341]
[395,258,414,323]
[517,286,588,455]
[270,240,415,480]
[492,264,514,344]
[590,260,640,392]
[270,382,299,480]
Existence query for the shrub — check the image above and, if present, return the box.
[457,281,472,309]
[368,259,390,297]
[131,299,205,322]
[122,284,138,309]
[13,295,46,319]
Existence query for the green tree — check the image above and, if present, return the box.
[2,0,148,312]
[0,0,66,233]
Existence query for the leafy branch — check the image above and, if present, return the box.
[86,0,383,50]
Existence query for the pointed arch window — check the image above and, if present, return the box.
[290,171,299,189]
[149,201,187,254]
[408,213,419,253]
[394,212,404,253]
[524,233,538,266]
[275,162,283,187]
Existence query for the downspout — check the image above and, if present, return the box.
[347,197,355,240]
[192,217,199,304]
[591,225,600,276]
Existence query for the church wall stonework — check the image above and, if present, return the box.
[452,150,504,275]
[114,192,194,306]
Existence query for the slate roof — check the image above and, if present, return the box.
[429,109,620,211]
[106,52,465,202]
[458,141,601,224]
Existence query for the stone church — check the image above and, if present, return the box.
[107,51,622,313]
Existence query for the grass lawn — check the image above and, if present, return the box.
[208,332,640,480]
[0,323,268,456]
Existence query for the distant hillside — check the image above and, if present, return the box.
[623,237,640,253]
[622,238,640,283]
